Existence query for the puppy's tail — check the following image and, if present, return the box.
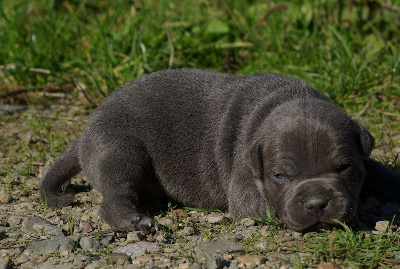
[40,140,81,208]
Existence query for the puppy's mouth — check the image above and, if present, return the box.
[299,221,337,232]
[282,196,357,232]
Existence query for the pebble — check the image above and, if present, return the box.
[240,218,256,227]
[156,234,168,243]
[79,236,100,250]
[136,255,153,264]
[22,236,76,258]
[0,192,12,204]
[22,216,64,237]
[80,222,93,233]
[115,242,163,258]
[107,253,130,264]
[234,226,257,240]
[177,226,194,236]
[86,260,107,269]
[255,241,271,251]
[207,215,224,224]
[158,218,174,228]
[317,263,342,269]
[100,235,114,246]
[0,217,8,227]
[276,236,292,244]
[236,255,266,266]
[0,257,10,269]
[195,238,243,268]
[0,104,27,116]
[178,263,190,269]
[375,220,390,232]
[127,231,145,242]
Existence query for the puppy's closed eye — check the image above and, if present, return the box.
[337,164,352,174]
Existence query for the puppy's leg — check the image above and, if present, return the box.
[227,174,267,218]
[92,140,158,234]
[362,158,400,201]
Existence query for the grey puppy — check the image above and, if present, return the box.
[40,69,400,232]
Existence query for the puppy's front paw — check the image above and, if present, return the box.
[130,213,159,234]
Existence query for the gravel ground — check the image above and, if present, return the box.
[1,105,399,269]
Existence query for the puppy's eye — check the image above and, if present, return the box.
[337,164,352,173]
[273,174,287,180]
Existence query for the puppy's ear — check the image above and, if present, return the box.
[246,142,263,179]
[356,122,375,158]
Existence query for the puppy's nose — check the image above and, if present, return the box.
[304,198,328,218]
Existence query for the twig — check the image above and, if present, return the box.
[0,88,30,99]
[38,115,77,121]
[73,79,97,106]
[0,84,74,99]
[166,28,175,68]
[357,100,371,118]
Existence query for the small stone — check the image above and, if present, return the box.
[234,226,257,240]
[8,216,22,226]
[0,217,8,227]
[261,230,271,237]
[317,263,342,269]
[80,215,91,221]
[59,249,69,257]
[79,236,100,250]
[137,256,153,264]
[205,253,221,269]
[255,241,270,251]
[80,222,93,233]
[292,232,302,238]
[156,234,167,243]
[22,235,76,257]
[173,209,187,219]
[22,216,63,236]
[86,260,107,269]
[107,253,130,264]
[101,223,111,230]
[127,231,145,242]
[147,243,163,254]
[195,238,243,268]
[115,242,162,258]
[240,218,256,227]
[0,104,27,115]
[229,260,239,269]
[375,221,390,232]
[276,236,292,244]
[0,257,10,269]
[22,131,34,145]
[100,235,113,246]
[0,192,12,204]
[236,255,266,266]
[177,226,194,236]
[207,215,224,224]
[158,218,174,228]
[178,263,190,269]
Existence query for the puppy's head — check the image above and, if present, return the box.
[247,99,374,231]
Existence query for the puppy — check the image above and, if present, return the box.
[40,69,400,232]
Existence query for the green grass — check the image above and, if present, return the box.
[1,0,399,111]
[306,223,400,268]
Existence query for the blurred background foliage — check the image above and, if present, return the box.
[0,0,399,112]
